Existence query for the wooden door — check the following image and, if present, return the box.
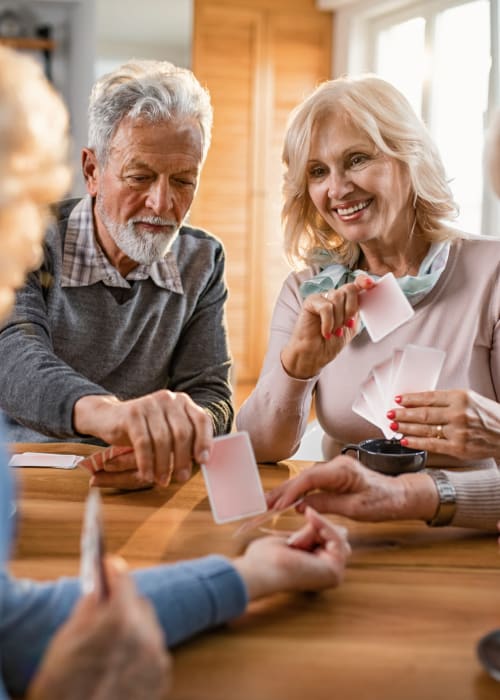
[191,0,332,383]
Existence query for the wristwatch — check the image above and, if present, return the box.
[424,469,457,527]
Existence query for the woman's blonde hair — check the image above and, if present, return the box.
[0,46,70,320]
[282,75,459,268]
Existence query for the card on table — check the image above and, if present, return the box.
[8,452,83,469]
[201,431,267,524]
[358,272,414,342]
[80,488,109,599]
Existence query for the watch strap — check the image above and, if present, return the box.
[424,469,457,527]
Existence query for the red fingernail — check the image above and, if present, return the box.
[400,438,409,446]
[386,410,396,419]
[345,318,355,329]
[324,331,332,340]
[394,395,402,404]
[334,327,344,337]
[390,421,399,431]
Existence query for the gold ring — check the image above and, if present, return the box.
[436,425,444,440]
[321,291,330,300]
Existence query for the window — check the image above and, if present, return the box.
[330,0,500,236]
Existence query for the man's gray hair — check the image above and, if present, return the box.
[88,59,213,164]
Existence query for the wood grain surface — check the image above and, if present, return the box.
[8,443,500,700]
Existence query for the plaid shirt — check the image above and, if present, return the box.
[60,195,184,293]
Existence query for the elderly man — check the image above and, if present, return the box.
[0,60,232,489]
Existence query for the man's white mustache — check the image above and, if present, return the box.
[130,217,178,227]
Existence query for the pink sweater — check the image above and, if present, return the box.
[237,236,500,530]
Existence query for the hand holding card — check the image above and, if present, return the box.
[353,344,446,437]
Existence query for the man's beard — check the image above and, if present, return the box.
[96,195,181,265]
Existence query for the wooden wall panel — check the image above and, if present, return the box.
[191,0,332,382]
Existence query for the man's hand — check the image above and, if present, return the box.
[266,455,438,523]
[233,507,351,600]
[27,557,171,700]
[74,390,213,488]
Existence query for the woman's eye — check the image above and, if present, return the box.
[308,166,326,179]
[349,154,369,168]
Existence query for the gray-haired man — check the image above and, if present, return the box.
[0,60,232,488]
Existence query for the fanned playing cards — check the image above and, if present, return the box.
[353,344,446,437]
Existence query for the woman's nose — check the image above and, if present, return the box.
[327,169,354,201]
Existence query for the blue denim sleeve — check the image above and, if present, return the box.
[0,557,248,698]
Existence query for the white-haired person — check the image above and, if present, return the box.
[0,58,234,490]
[237,76,500,531]
[0,46,351,700]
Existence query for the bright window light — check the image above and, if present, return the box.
[372,0,491,234]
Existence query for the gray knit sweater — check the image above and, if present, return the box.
[0,199,233,442]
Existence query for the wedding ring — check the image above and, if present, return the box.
[436,425,444,440]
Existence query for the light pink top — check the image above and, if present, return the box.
[237,236,500,530]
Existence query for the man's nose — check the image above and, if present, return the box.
[145,178,173,215]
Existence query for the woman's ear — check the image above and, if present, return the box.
[81,148,100,196]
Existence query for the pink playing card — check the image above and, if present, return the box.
[390,344,446,399]
[358,273,414,342]
[352,391,379,428]
[372,357,394,413]
[201,432,267,524]
[361,373,394,438]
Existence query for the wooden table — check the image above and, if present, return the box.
[8,443,500,700]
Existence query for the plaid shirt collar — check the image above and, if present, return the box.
[61,195,184,293]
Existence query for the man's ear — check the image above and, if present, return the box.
[82,148,100,196]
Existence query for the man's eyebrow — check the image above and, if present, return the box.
[122,158,152,170]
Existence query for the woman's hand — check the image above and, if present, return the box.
[389,389,500,460]
[281,276,374,379]
[27,557,172,700]
[233,506,351,599]
[266,455,438,523]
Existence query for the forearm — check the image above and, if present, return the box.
[398,463,500,531]
[396,472,439,521]
[236,363,316,462]
[132,556,248,646]
[0,322,110,438]
[447,464,500,530]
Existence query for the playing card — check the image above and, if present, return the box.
[361,373,394,438]
[232,498,304,538]
[80,489,109,599]
[358,272,414,342]
[390,344,446,399]
[352,391,379,427]
[353,344,446,436]
[201,431,267,524]
[8,452,83,469]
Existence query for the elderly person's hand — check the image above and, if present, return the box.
[234,506,350,598]
[388,389,500,461]
[266,455,438,523]
[280,275,374,379]
[73,390,213,489]
[27,557,172,700]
